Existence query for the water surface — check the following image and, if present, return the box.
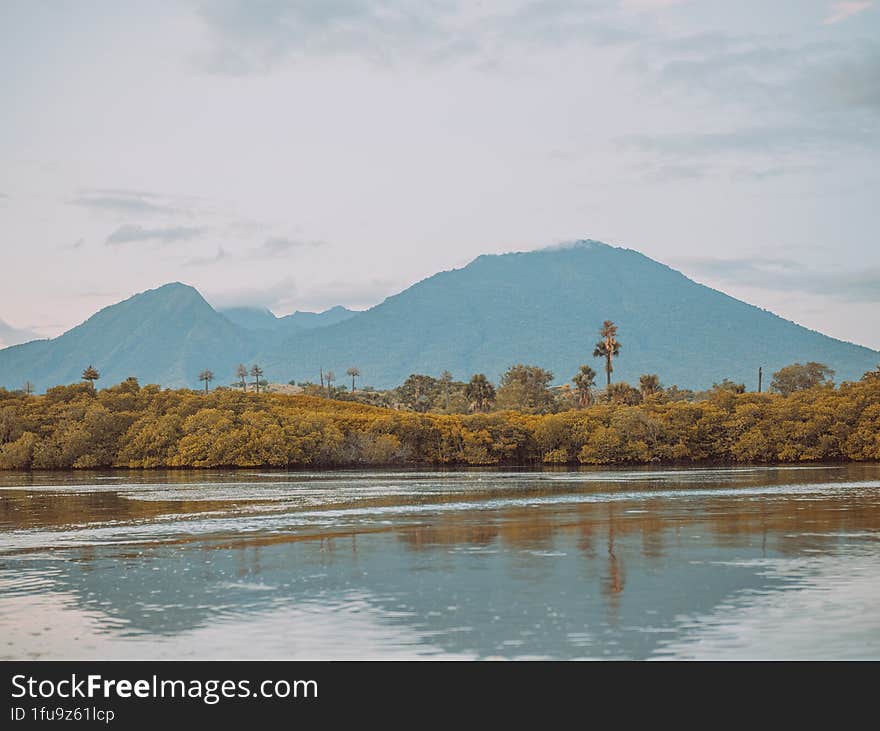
[1,465,878,659]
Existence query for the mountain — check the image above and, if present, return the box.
[258,241,879,389]
[0,319,38,349]
[0,283,261,392]
[218,306,280,332]
[219,305,356,333]
[1,241,878,392]
[282,305,357,330]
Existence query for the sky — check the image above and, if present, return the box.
[1,0,878,348]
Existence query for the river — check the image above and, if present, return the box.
[1,465,878,659]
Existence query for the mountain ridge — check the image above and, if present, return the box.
[1,241,877,391]
[218,304,357,333]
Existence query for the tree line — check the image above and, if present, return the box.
[0,363,878,470]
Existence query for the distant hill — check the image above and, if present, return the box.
[217,306,280,332]
[219,305,356,333]
[0,283,261,391]
[259,241,880,389]
[0,241,877,391]
[0,319,38,349]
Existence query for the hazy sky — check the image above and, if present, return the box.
[1,0,878,348]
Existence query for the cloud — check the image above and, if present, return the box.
[289,276,400,311]
[639,39,831,103]
[824,1,874,24]
[620,124,876,165]
[615,33,880,180]
[105,224,206,245]
[193,0,637,73]
[195,0,460,73]
[627,29,880,121]
[183,246,227,267]
[634,160,824,183]
[71,191,182,216]
[620,0,689,11]
[676,256,880,303]
[207,274,396,313]
[256,236,326,257]
[206,276,299,310]
[728,163,828,181]
[804,43,880,110]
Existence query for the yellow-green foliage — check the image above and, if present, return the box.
[0,375,879,469]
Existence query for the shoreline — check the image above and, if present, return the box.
[2,460,877,475]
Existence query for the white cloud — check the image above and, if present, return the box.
[824,1,874,24]
[105,224,206,246]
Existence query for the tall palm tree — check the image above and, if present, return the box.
[199,369,214,393]
[572,365,596,408]
[346,367,361,391]
[325,370,335,397]
[593,320,621,389]
[81,365,100,391]
[250,364,264,394]
[236,364,248,392]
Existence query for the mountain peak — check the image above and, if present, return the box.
[537,239,613,253]
[469,239,615,267]
[123,282,211,312]
[150,281,202,297]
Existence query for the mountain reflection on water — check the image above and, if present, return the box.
[1,465,879,659]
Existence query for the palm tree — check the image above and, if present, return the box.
[572,365,596,408]
[325,370,335,397]
[81,365,100,391]
[199,369,214,393]
[23,381,34,396]
[593,320,621,390]
[236,364,248,392]
[250,364,264,394]
[346,367,361,391]
[465,373,495,413]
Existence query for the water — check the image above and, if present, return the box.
[1,465,879,660]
